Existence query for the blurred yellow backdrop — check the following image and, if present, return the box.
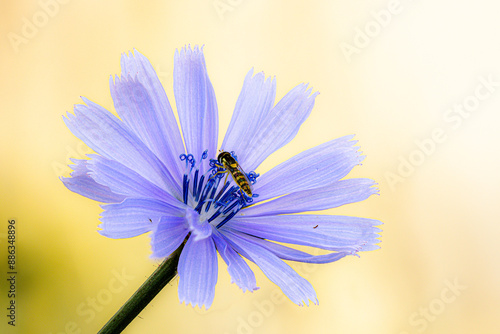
[1,0,499,333]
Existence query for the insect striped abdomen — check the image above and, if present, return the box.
[218,151,253,197]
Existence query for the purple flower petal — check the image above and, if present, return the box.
[174,46,218,169]
[225,214,382,253]
[238,84,319,171]
[86,155,182,208]
[61,159,125,203]
[99,198,184,238]
[110,72,184,181]
[178,235,218,309]
[244,178,378,216]
[254,135,364,202]
[63,98,181,198]
[119,50,184,166]
[230,233,352,264]
[222,229,318,306]
[150,216,189,258]
[221,69,276,160]
[212,230,258,292]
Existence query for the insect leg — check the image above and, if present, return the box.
[208,169,225,183]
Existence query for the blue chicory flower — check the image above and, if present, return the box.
[62,45,382,309]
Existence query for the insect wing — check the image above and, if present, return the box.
[228,163,252,196]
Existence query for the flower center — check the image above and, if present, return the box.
[179,150,259,229]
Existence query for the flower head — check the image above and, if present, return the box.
[62,45,382,308]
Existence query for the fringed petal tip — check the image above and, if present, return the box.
[245,67,276,83]
[296,296,319,307]
[120,49,138,62]
[367,182,380,196]
[290,83,320,105]
[178,295,215,311]
[96,228,111,238]
[227,268,260,293]
[178,44,205,54]
[350,241,380,254]
[350,224,383,253]
[119,48,150,72]
[341,135,371,165]
[234,283,260,293]
[300,82,320,97]
[175,45,206,65]
[179,299,213,310]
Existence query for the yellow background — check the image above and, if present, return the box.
[1,1,499,333]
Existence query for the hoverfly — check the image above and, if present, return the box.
[216,151,252,198]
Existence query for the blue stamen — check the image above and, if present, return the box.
[205,179,220,212]
[213,181,230,204]
[216,210,237,229]
[196,174,205,202]
[194,186,209,213]
[218,186,239,207]
[192,170,199,198]
[247,171,259,185]
[182,174,189,204]
[180,150,260,229]
[222,199,240,215]
[208,210,222,223]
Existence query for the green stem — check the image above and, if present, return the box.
[98,245,183,334]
